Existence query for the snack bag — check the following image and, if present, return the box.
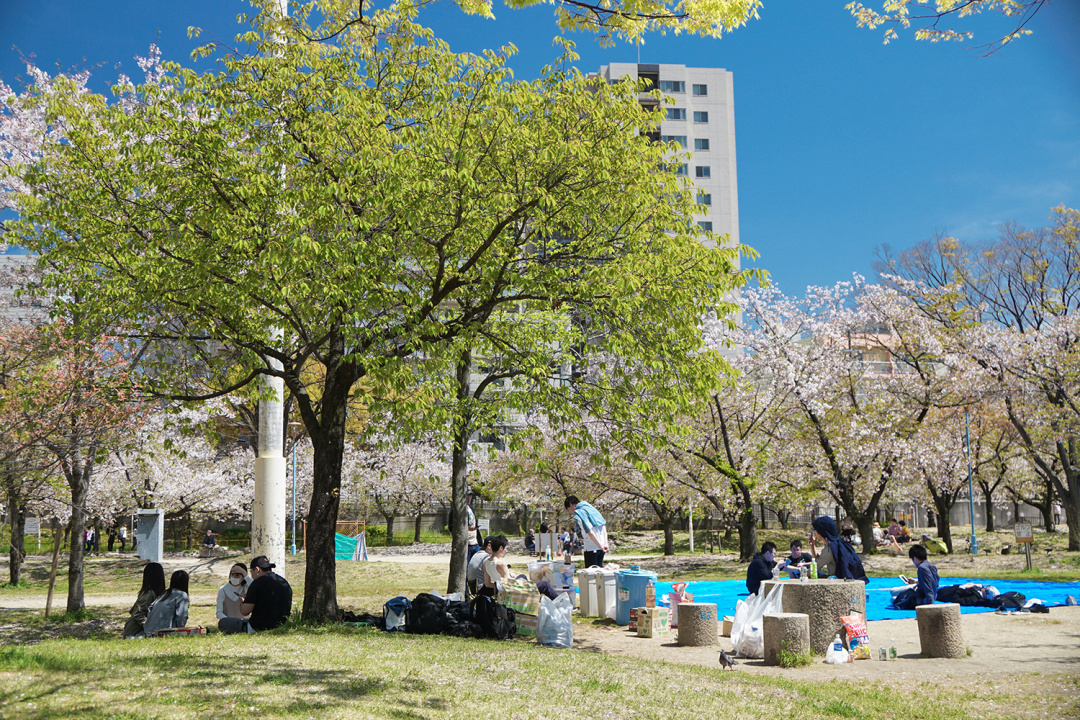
[840,612,872,660]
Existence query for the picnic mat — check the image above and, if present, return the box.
[654,577,1080,621]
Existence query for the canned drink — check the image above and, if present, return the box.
[879,647,888,661]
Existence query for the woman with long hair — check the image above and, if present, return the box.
[122,562,166,638]
[143,570,190,636]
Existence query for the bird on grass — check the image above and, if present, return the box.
[719,649,738,671]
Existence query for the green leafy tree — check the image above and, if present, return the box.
[5,6,745,619]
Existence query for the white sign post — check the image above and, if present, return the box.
[25,518,41,552]
[1015,523,1034,570]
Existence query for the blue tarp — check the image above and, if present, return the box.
[335,532,367,561]
[655,577,1080,621]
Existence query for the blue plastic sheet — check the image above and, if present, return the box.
[655,577,1080,621]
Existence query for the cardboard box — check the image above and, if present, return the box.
[516,612,538,637]
[721,616,734,637]
[637,607,671,638]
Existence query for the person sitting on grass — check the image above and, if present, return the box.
[143,570,190,636]
[220,556,293,634]
[216,562,251,629]
[524,530,536,555]
[480,535,510,598]
[897,520,912,543]
[122,562,166,638]
[467,536,493,598]
[746,541,777,596]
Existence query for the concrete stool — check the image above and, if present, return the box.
[762,579,866,654]
[763,613,810,666]
[916,603,966,658]
[676,602,718,647]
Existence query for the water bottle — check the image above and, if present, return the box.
[833,634,843,652]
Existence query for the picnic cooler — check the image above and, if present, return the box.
[616,567,658,626]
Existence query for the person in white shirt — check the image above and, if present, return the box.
[480,535,509,598]
[216,563,252,631]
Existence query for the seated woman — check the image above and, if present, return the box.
[216,563,251,631]
[143,570,190,636]
[808,517,869,583]
[122,562,166,638]
[524,530,536,555]
[897,520,912,543]
[480,535,510,597]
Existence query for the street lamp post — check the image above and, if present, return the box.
[965,410,977,555]
[288,421,302,556]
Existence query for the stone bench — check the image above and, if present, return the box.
[676,602,718,647]
[763,612,810,666]
[761,579,866,654]
[916,602,965,658]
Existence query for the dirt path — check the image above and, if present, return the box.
[574,606,1080,682]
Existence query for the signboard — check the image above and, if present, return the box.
[1014,523,1034,543]
[24,518,40,535]
[478,519,490,532]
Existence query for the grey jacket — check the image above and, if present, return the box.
[143,590,190,636]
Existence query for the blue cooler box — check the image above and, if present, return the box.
[616,567,658,626]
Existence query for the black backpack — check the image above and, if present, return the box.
[408,593,450,635]
[471,595,516,639]
[996,591,1026,611]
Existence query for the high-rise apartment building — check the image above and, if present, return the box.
[595,63,740,256]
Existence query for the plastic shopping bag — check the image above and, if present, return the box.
[730,582,784,654]
[537,592,574,648]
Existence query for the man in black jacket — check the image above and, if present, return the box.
[746,542,778,596]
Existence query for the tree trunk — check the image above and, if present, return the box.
[384,514,396,544]
[66,459,89,614]
[6,485,26,585]
[662,516,675,556]
[299,357,352,623]
[856,515,876,557]
[446,350,472,596]
[777,509,790,530]
[738,503,757,562]
[979,481,996,532]
[413,511,422,544]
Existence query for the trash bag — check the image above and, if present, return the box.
[825,634,850,664]
[730,583,784,658]
[537,592,574,648]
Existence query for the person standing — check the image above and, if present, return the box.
[84,526,95,553]
[118,525,128,552]
[564,495,609,568]
[107,527,117,552]
[220,556,292,634]
[465,488,481,564]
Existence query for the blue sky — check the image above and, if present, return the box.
[2,1,1077,294]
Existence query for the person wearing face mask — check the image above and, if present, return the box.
[216,562,251,629]
[219,555,292,634]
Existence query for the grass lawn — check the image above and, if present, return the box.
[0,624,1061,720]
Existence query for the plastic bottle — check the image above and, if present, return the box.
[889,638,897,659]
[833,634,843,652]
[809,561,817,581]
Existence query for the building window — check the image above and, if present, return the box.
[693,111,708,123]
[695,166,711,178]
[666,108,686,120]
[675,164,689,176]
[697,193,712,206]
[694,138,710,151]
[698,221,713,232]
[660,80,685,93]
[692,84,708,96]
[661,135,687,147]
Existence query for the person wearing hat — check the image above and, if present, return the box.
[219,556,292,634]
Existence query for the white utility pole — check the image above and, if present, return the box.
[251,0,290,576]
[688,500,694,553]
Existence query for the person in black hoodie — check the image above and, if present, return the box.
[746,542,778,595]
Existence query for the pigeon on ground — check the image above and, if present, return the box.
[719,649,738,671]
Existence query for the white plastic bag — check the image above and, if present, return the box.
[825,635,850,664]
[537,592,574,648]
[736,624,764,659]
[730,583,784,655]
